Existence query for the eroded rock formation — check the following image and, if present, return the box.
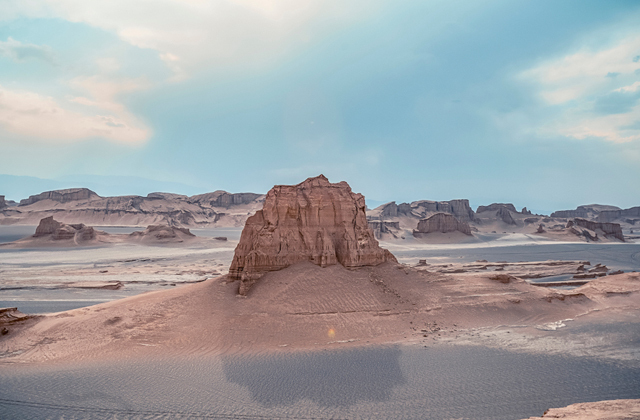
[20,188,99,206]
[0,195,6,209]
[413,213,472,236]
[497,206,517,225]
[368,220,401,239]
[597,206,640,223]
[370,199,475,223]
[551,204,620,219]
[476,203,517,213]
[228,175,396,295]
[573,218,624,241]
[129,225,195,242]
[34,216,97,241]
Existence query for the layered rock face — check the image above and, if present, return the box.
[3,188,265,227]
[413,213,472,236]
[20,188,99,206]
[551,204,620,219]
[228,175,396,295]
[574,218,624,241]
[33,216,97,241]
[189,191,263,208]
[370,199,475,223]
[476,203,517,213]
[496,206,517,225]
[598,206,640,223]
[368,220,401,239]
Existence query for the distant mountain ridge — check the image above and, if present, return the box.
[1,188,265,228]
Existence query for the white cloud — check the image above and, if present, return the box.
[0,36,55,63]
[520,32,640,143]
[0,0,379,80]
[0,81,150,144]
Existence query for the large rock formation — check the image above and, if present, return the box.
[597,206,640,223]
[476,203,517,213]
[496,206,517,225]
[33,216,97,241]
[189,191,263,208]
[551,204,620,219]
[228,175,396,295]
[2,188,265,227]
[20,188,99,206]
[413,213,472,236]
[573,218,624,241]
[129,225,195,243]
[0,195,6,209]
[368,220,401,239]
[369,199,475,223]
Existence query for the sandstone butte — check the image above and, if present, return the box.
[228,175,397,295]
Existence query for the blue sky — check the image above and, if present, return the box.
[1,0,639,213]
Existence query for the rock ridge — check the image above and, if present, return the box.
[413,213,472,236]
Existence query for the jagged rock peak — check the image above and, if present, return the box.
[228,175,397,295]
[20,188,100,206]
[413,213,472,236]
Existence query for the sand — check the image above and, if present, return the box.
[1,258,638,365]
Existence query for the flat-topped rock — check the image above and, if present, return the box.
[413,213,472,236]
[476,203,517,213]
[20,188,99,206]
[228,175,396,295]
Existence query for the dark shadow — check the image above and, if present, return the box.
[222,346,406,407]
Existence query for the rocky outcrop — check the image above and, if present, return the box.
[228,175,397,295]
[3,189,265,228]
[551,204,620,219]
[597,206,640,223]
[573,218,624,241]
[33,216,97,241]
[371,199,475,223]
[476,203,517,213]
[413,213,472,236]
[0,195,5,209]
[368,220,400,239]
[522,398,640,420]
[521,207,531,215]
[129,225,195,242]
[497,206,516,225]
[189,191,263,208]
[20,188,99,206]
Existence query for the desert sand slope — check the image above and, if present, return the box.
[1,261,638,364]
[523,399,640,419]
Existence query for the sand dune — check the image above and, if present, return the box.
[1,260,638,364]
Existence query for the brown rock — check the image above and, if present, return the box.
[33,216,97,241]
[413,213,472,236]
[19,188,99,206]
[497,206,517,225]
[228,175,396,295]
[477,203,517,213]
[574,218,624,241]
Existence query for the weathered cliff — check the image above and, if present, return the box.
[551,204,620,219]
[33,216,97,241]
[228,175,397,295]
[2,188,265,227]
[370,199,475,223]
[597,206,640,223]
[573,218,624,241]
[413,213,472,236]
[20,188,99,206]
[476,203,518,213]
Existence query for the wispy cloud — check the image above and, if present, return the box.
[520,33,640,143]
[1,0,380,80]
[0,80,150,144]
[0,37,55,64]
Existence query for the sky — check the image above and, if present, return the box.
[1,0,639,214]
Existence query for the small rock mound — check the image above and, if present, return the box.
[413,213,472,236]
[129,225,195,242]
[34,216,97,241]
[228,175,397,295]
